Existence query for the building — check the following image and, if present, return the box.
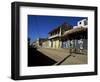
[32,38,48,48]
[48,23,73,48]
[62,19,88,54]
[42,39,49,48]
[73,19,88,28]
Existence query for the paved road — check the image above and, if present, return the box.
[37,48,70,62]
[37,48,87,65]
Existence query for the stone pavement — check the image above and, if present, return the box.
[37,48,87,65]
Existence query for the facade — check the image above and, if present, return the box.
[42,40,49,48]
[62,19,88,54]
[32,38,48,48]
[48,23,72,48]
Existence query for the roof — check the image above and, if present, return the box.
[48,23,73,34]
[62,27,87,37]
[38,38,48,41]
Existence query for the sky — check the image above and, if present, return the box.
[28,15,87,43]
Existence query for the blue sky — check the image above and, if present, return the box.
[28,15,87,43]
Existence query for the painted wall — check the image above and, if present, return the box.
[49,39,61,48]
[77,19,88,28]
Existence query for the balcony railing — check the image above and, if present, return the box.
[48,34,61,39]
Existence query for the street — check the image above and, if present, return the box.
[37,48,87,65]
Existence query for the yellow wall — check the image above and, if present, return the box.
[55,40,59,48]
[53,41,55,48]
[52,39,61,48]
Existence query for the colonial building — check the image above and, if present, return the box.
[62,19,88,54]
[48,23,73,48]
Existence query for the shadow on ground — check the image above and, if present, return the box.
[28,46,57,67]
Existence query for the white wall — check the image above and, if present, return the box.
[0,0,99,82]
[77,19,87,27]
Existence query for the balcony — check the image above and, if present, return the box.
[48,34,61,39]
